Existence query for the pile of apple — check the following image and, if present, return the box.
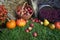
[25,18,45,37]
[25,20,38,37]
[25,18,60,37]
[16,2,33,20]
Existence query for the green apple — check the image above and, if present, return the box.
[44,19,49,26]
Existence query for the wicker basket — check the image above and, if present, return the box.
[16,2,34,20]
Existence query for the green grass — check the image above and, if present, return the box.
[0,20,60,40]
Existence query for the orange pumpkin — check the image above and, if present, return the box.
[16,18,26,27]
[6,20,16,29]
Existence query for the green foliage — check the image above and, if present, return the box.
[0,20,60,40]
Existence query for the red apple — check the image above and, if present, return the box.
[31,18,35,22]
[54,22,60,29]
[33,32,38,37]
[32,19,35,22]
[34,18,39,23]
[29,10,32,13]
[30,23,34,27]
[25,29,30,33]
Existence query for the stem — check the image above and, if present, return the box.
[7,18,10,21]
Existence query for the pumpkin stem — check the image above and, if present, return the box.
[7,18,10,21]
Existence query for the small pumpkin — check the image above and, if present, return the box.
[6,20,16,29]
[16,18,26,27]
